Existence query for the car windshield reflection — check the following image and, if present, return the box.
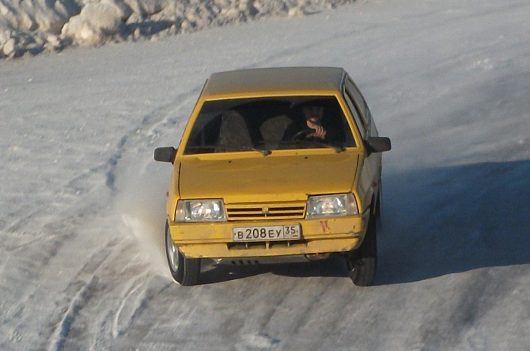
[184,96,355,155]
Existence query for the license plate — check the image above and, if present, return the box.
[232,224,301,242]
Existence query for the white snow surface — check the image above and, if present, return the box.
[0,0,355,58]
[1,0,530,350]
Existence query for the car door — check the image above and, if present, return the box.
[343,77,381,214]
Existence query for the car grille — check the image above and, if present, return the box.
[227,240,307,250]
[225,202,306,221]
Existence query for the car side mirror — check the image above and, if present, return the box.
[366,137,391,155]
[154,147,177,163]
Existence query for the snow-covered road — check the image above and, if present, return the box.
[1,0,529,350]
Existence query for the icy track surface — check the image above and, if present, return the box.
[1,0,529,349]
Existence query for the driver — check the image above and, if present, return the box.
[302,105,326,140]
[283,103,337,142]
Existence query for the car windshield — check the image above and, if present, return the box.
[184,96,356,155]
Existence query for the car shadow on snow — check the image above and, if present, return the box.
[197,159,530,285]
[376,159,530,285]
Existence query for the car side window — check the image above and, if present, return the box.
[343,89,366,139]
[345,78,370,132]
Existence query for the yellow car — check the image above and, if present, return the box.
[154,67,391,286]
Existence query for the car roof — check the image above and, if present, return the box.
[201,67,346,99]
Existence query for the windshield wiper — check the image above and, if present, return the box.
[278,140,346,153]
[186,144,271,156]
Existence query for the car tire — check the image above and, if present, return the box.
[165,222,201,286]
[345,212,377,286]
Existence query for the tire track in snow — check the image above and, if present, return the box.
[47,276,100,351]
[108,279,175,348]
[31,88,202,350]
[415,269,520,350]
[3,208,41,236]
[0,186,119,350]
[45,237,154,351]
[46,239,120,351]
[1,221,95,323]
[46,87,201,206]
[103,89,201,193]
[111,277,146,338]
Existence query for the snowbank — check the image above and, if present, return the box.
[0,0,354,58]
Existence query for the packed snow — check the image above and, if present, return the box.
[0,0,354,58]
[1,0,529,350]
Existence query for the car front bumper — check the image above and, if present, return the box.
[168,214,369,259]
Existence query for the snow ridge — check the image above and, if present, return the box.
[0,0,355,59]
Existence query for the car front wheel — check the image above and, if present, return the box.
[165,222,200,286]
[345,213,377,286]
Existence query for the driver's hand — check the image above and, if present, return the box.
[306,120,327,139]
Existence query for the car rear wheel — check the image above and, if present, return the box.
[165,222,200,286]
[345,213,377,286]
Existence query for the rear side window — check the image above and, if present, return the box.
[185,96,356,154]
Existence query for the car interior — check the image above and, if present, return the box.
[185,96,355,154]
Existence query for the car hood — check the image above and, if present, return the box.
[178,152,359,203]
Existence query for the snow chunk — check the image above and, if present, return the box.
[62,2,122,46]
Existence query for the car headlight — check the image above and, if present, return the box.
[175,199,226,222]
[306,194,358,218]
